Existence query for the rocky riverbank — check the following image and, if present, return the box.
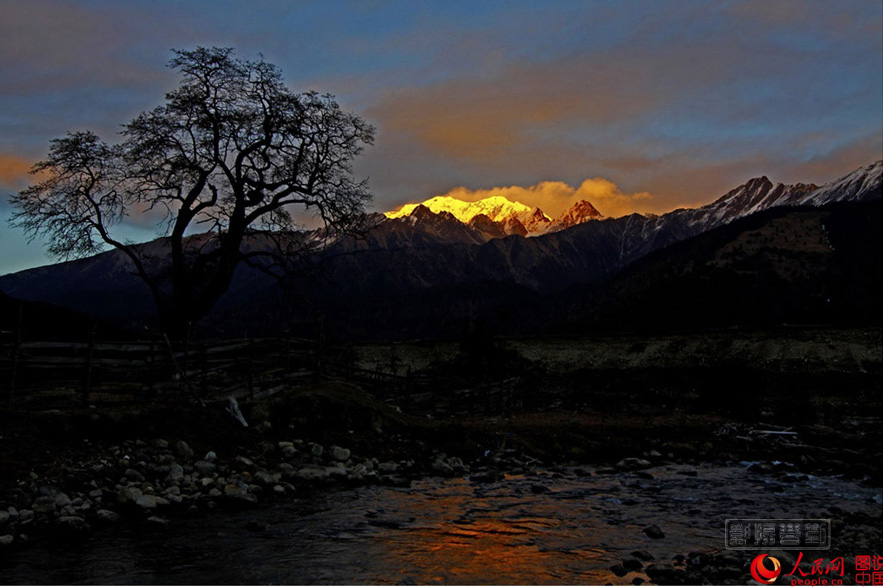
[1,376,880,570]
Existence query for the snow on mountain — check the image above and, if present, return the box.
[384,194,600,237]
[551,200,603,231]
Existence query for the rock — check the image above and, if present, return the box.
[166,464,185,484]
[155,439,169,450]
[175,440,195,460]
[622,559,644,572]
[0,535,13,547]
[56,516,90,533]
[296,466,331,482]
[348,463,368,480]
[616,458,652,472]
[18,510,34,523]
[645,564,685,585]
[223,484,258,504]
[118,486,143,505]
[326,463,348,478]
[377,461,398,474]
[204,451,217,463]
[469,470,502,484]
[308,443,324,458]
[146,516,169,526]
[255,471,281,486]
[642,524,665,539]
[135,495,158,510]
[235,456,255,468]
[631,550,655,561]
[32,496,56,514]
[610,564,628,577]
[53,492,72,508]
[6,507,18,519]
[431,458,455,476]
[194,460,216,475]
[96,509,120,524]
[0,511,9,527]
[331,446,351,462]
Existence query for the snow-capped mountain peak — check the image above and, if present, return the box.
[384,194,599,238]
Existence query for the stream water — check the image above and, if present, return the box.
[4,463,881,585]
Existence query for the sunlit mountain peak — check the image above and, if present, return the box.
[385,195,548,224]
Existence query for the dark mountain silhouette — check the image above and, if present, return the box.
[552,198,883,333]
[0,161,880,340]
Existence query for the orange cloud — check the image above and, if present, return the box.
[431,178,655,218]
[0,154,34,189]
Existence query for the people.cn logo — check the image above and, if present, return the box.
[751,554,782,584]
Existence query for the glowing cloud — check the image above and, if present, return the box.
[0,154,33,189]
[395,179,656,219]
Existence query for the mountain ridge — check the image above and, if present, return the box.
[1,160,880,339]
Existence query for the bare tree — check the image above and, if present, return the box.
[10,47,374,340]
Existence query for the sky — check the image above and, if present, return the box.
[1,0,881,275]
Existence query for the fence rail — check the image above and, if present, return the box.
[2,336,525,416]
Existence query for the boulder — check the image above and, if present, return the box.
[331,446,351,462]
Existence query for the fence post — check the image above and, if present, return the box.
[201,342,208,397]
[8,303,23,406]
[83,324,96,401]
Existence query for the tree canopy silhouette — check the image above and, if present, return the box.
[11,47,374,340]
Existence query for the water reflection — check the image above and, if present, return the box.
[3,465,880,585]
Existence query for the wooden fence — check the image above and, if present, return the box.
[1,337,319,408]
[1,336,524,416]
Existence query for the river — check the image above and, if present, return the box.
[4,462,881,585]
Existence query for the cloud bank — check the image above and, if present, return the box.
[431,178,655,219]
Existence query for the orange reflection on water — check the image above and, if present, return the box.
[372,479,620,585]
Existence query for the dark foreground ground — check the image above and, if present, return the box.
[0,326,880,584]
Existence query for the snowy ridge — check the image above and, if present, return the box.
[385,195,602,238]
